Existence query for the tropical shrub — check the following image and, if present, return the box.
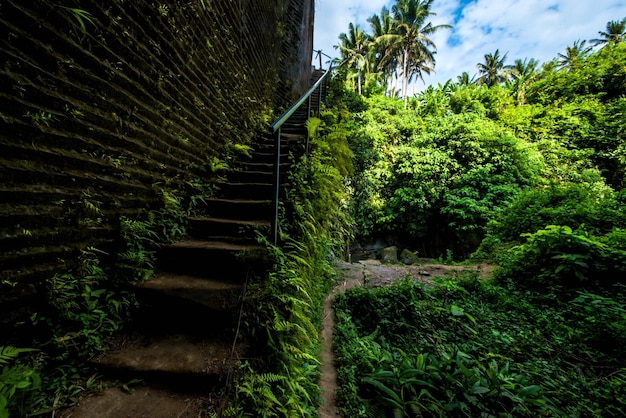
[527,43,626,104]
[495,225,626,293]
[483,174,624,242]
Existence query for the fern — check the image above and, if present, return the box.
[273,317,300,333]
[257,372,287,383]
[305,117,323,138]
[229,143,253,157]
[0,346,40,417]
[57,6,95,36]
[283,344,320,364]
[0,347,36,367]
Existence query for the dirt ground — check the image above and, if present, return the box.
[317,259,494,418]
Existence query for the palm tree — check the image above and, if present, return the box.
[476,49,512,87]
[335,23,372,95]
[591,18,626,46]
[368,7,398,92]
[510,58,538,81]
[556,40,593,71]
[375,0,452,106]
[456,71,475,86]
[509,58,538,105]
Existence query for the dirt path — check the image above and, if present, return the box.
[317,259,493,417]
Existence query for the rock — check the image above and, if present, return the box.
[351,249,377,261]
[400,249,420,265]
[358,259,381,266]
[379,246,398,263]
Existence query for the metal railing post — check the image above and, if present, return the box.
[306,95,312,156]
[317,82,322,117]
[307,95,312,118]
[271,127,281,245]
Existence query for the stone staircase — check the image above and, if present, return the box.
[60,70,326,417]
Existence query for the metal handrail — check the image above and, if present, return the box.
[269,65,333,133]
[269,61,334,244]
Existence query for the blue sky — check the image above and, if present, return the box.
[313,0,626,92]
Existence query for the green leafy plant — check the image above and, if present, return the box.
[116,216,158,283]
[23,111,55,126]
[334,270,624,417]
[0,346,40,418]
[495,225,626,292]
[305,117,323,138]
[363,349,547,417]
[57,6,95,38]
[35,248,135,360]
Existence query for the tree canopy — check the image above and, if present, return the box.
[338,19,626,256]
[335,0,451,105]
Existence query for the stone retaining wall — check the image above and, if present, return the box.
[0,0,313,331]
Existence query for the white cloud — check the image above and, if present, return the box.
[314,0,392,64]
[314,0,626,91]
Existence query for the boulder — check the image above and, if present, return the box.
[400,249,420,265]
[379,246,398,263]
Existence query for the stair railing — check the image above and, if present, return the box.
[268,61,334,244]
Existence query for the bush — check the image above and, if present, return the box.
[486,176,623,242]
[0,346,40,418]
[495,225,626,293]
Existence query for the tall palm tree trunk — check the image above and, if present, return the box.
[403,48,409,107]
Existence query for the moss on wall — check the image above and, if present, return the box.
[0,0,313,336]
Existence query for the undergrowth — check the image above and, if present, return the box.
[334,274,626,417]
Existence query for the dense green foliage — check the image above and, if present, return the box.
[494,225,626,293]
[344,40,626,258]
[0,347,40,418]
[333,16,626,418]
[346,92,543,256]
[334,275,626,417]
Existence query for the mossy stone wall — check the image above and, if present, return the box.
[0,0,313,332]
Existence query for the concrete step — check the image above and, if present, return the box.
[248,150,274,163]
[227,170,274,184]
[136,272,245,312]
[158,239,266,277]
[88,271,249,393]
[187,216,270,240]
[90,332,243,393]
[239,161,290,174]
[215,182,273,200]
[200,198,271,220]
